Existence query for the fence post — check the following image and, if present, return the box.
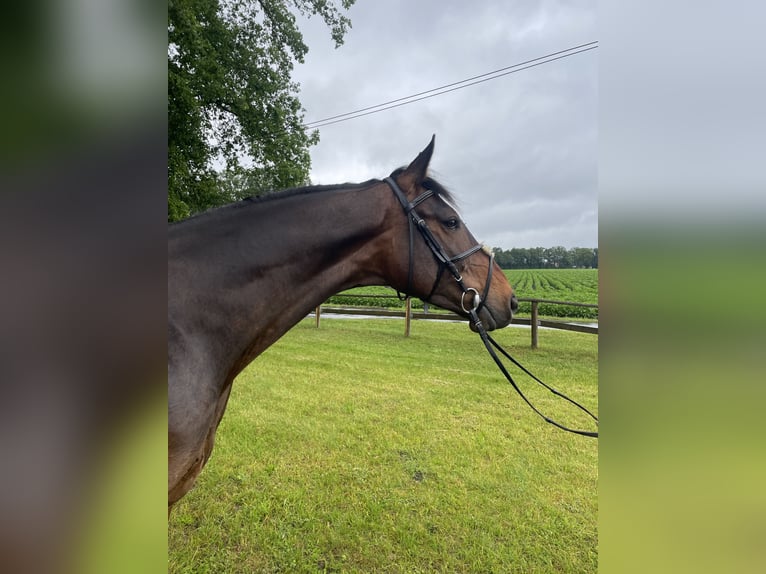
[404,296,412,337]
[531,300,539,349]
[315,306,321,328]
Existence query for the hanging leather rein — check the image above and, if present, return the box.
[384,177,598,439]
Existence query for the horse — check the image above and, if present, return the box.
[168,136,518,508]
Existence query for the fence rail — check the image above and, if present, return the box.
[314,294,597,347]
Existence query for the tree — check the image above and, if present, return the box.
[506,247,525,269]
[488,246,599,269]
[492,247,511,269]
[571,247,596,268]
[527,247,545,269]
[168,0,355,221]
[544,246,570,268]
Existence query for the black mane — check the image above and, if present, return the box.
[173,171,458,225]
[240,178,380,205]
[388,168,459,208]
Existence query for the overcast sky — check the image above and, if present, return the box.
[292,1,597,250]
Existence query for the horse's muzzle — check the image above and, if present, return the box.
[469,295,516,333]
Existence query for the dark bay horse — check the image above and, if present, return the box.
[168,137,517,507]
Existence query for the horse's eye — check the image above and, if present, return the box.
[444,217,460,230]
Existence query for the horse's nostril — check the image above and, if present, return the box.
[511,295,519,313]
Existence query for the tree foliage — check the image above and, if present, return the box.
[168,0,355,221]
[492,246,598,269]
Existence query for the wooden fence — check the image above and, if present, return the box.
[313,295,597,348]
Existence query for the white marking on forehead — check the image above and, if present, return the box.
[433,193,460,214]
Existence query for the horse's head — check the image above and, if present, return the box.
[384,136,517,331]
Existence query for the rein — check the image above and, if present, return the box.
[384,177,598,439]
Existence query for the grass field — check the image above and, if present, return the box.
[168,318,598,573]
[327,269,598,320]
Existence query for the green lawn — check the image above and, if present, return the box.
[169,318,598,573]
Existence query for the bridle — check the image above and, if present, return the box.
[384,176,598,439]
[384,176,492,314]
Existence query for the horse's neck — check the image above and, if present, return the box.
[169,185,393,378]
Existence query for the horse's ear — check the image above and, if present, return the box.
[398,135,435,190]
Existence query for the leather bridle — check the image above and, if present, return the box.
[384,176,493,315]
[384,176,598,439]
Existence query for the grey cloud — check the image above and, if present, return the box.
[294,0,597,248]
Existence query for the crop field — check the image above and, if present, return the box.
[505,269,598,320]
[327,269,598,320]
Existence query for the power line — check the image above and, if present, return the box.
[304,41,597,127]
[303,41,598,130]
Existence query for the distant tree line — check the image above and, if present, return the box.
[491,246,598,269]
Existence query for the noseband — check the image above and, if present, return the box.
[384,176,493,314]
[384,176,598,439]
